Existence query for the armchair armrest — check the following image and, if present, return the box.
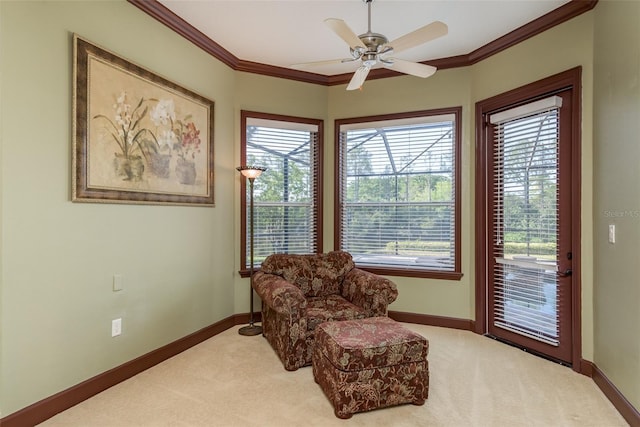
[252,271,307,316]
[341,268,398,317]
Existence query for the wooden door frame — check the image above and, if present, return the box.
[474,67,582,372]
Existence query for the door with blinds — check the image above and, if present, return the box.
[487,90,573,363]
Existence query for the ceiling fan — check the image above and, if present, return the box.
[292,0,448,91]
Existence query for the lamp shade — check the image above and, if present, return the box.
[236,165,266,179]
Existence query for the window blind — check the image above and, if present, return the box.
[338,115,456,272]
[244,117,319,267]
[491,102,560,345]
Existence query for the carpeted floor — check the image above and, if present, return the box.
[39,323,628,426]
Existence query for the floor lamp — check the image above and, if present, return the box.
[237,165,266,336]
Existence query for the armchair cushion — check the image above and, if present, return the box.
[306,295,367,332]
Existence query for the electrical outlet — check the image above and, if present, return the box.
[112,318,122,337]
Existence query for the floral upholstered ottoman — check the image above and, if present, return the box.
[312,316,429,419]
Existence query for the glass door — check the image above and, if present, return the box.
[487,91,573,363]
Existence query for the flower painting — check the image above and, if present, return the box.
[73,35,214,206]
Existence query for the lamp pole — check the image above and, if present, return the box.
[237,166,266,336]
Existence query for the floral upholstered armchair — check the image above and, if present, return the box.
[252,251,398,371]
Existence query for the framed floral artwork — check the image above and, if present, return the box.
[72,35,215,206]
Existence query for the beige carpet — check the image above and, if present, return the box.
[39,323,628,426]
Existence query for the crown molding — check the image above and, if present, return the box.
[127,0,597,86]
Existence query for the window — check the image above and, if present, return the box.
[239,111,323,274]
[335,108,461,279]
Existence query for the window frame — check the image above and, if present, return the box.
[239,110,323,276]
[334,107,462,280]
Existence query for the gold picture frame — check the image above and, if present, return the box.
[72,35,215,206]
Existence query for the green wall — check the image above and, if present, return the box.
[593,0,640,411]
[232,72,328,314]
[471,11,596,360]
[1,0,638,419]
[326,67,474,319]
[0,0,238,416]
[326,12,596,345]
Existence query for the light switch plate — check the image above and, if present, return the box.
[113,274,123,292]
[608,224,616,244]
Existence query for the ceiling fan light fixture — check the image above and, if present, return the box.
[349,46,365,59]
[362,53,377,67]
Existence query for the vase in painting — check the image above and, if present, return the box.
[113,154,144,181]
[176,157,196,185]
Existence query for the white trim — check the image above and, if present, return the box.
[247,117,318,132]
[490,95,563,124]
[339,113,455,132]
[495,257,558,272]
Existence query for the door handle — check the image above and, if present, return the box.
[557,269,572,277]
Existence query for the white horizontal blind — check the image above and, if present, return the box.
[339,116,456,271]
[491,101,560,346]
[245,119,318,267]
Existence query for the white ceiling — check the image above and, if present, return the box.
[158,0,569,76]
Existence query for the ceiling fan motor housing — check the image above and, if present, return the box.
[359,32,388,51]
[350,32,388,66]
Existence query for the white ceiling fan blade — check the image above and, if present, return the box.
[385,59,437,78]
[291,58,354,69]
[388,21,448,54]
[346,66,371,91]
[324,18,366,50]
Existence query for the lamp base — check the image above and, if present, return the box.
[238,324,263,336]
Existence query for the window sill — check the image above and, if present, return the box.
[240,266,463,280]
[356,266,463,281]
